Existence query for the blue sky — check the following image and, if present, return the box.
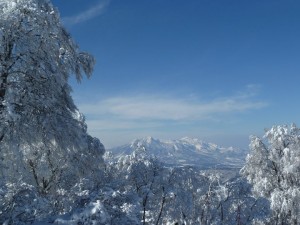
[52,0,300,148]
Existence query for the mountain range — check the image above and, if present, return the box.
[108,137,248,169]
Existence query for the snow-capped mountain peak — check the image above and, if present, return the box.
[109,137,247,169]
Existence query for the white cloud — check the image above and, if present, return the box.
[84,119,162,131]
[79,92,267,122]
[62,0,110,26]
[76,86,267,148]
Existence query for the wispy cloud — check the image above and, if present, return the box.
[62,0,110,26]
[77,85,268,147]
[79,85,267,126]
[96,96,264,121]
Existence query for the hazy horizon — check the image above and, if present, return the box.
[53,0,300,149]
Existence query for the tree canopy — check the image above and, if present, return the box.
[0,0,104,195]
[242,124,300,225]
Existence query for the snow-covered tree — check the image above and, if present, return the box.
[241,124,300,224]
[0,0,104,198]
[212,177,270,225]
[110,146,163,224]
[102,142,272,225]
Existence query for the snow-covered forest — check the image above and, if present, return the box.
[1,0,300,224]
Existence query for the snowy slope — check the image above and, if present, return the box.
[108,137,247,169]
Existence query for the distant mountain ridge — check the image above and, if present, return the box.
[108,137,248,169]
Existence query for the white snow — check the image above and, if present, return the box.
[109,137,247,169]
